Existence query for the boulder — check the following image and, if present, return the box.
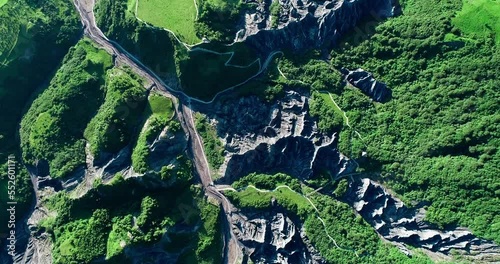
[346,69,392,102]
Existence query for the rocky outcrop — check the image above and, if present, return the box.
[236,0,397,53]
[231,211,325,264]
[346,178,500,262]
[209,91,352,183]
[346,69,392,102]
[148,125,188,171]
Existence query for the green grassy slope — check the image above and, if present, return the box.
[0,0,80,237]
[84,68,147,158]
[95,0,178,79]
[19,40,153,179]
[177,49,260,100]
[194,113,224,172]
[452,0,500,44]
[137,0,200,44]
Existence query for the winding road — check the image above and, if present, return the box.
[73,0,243,262]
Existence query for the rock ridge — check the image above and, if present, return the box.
[208,91,352,183]
[236,0,397,53]
[346,178,500,262]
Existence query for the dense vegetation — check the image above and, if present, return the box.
[278,55,344,94]
[309,91,345,133]
[195,114,225,172]
[0,0,80,159]
[85,68,147,158]
[0,0,79,249]
[330,0,500,243]
[195,0,248,42]
[270,1,281,28]
[177,47,260,101]
[225,173,433,264]
[41,160,222,263]
[0,160,33,235]
[20,40,112,178]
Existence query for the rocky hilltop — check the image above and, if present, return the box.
[207,90,352,183]
[235,0,398,52]
[231,210,326,263]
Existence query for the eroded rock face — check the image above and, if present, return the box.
[148,126,188,171]
[231,211,325,264]
[346,178,500,262]
[210,91,352,183]
[346,69,392,102]
[236,0,397,53]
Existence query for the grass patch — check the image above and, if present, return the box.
[0,0,80,158]
[452,0,500,44]
[178,49,260,100]
[194,113,224,174]
[318,92,348,125]
[229,185,312,213]
[137,0,200,44]
[126,0,136,13]
[309,91,344,133]
[148,93,174,116]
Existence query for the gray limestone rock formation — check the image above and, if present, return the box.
[346,68,392,102]
[236,0,397,53]
[231,210,326,264]
[209,90,353,183]
[346,178,500,263]
[148,125,188,171]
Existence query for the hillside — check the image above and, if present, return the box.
[0,0,499,263]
